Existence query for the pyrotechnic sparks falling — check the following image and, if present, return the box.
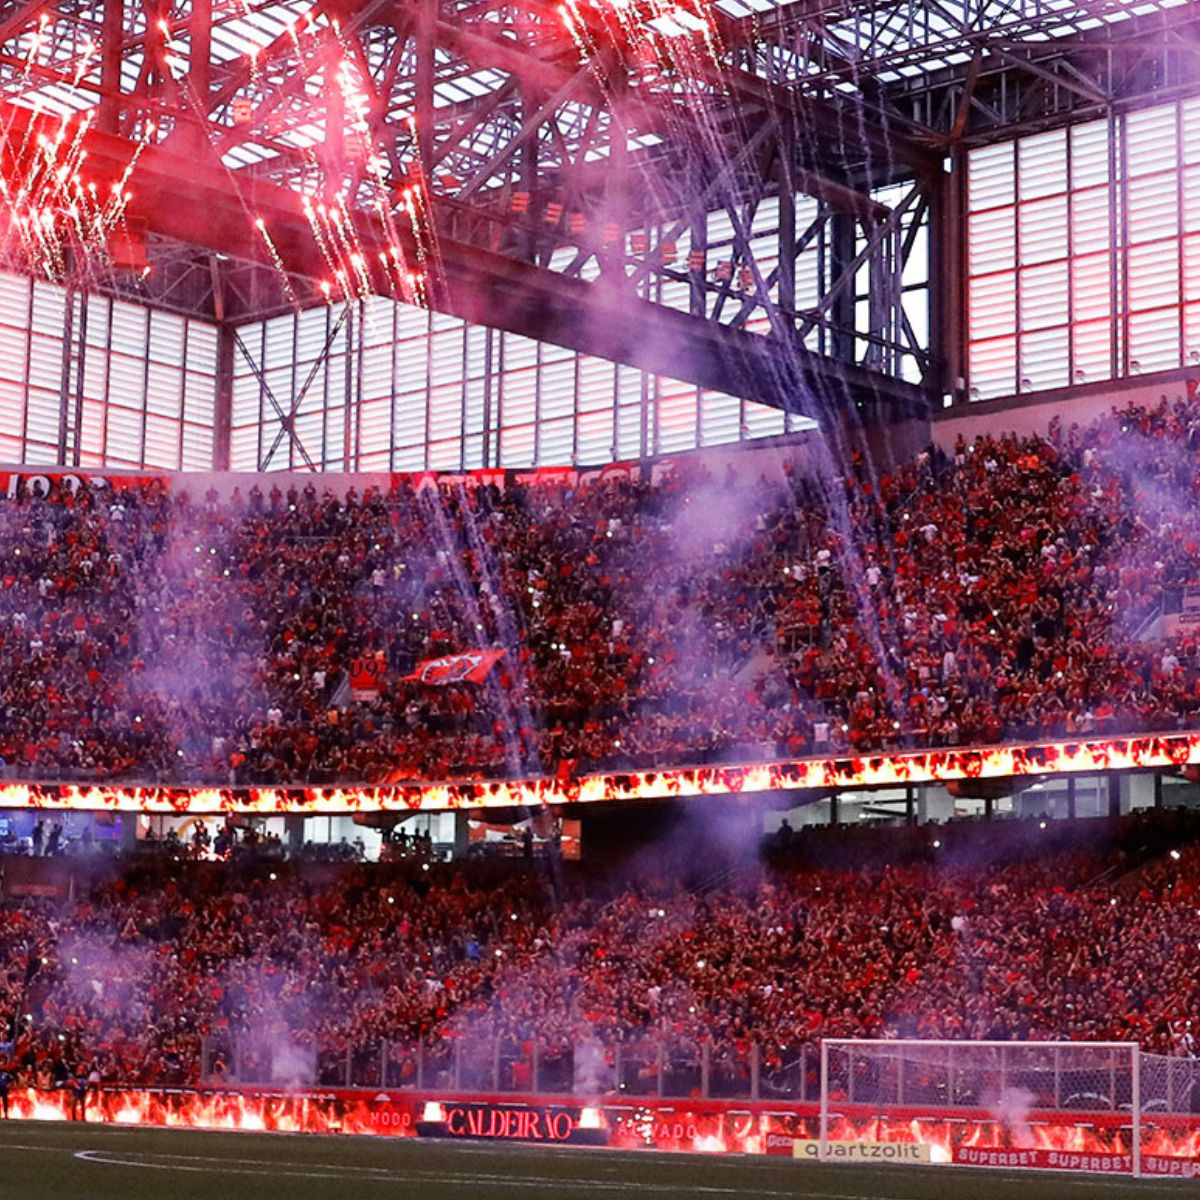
[0,109,150,283]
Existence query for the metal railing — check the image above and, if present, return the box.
[202,1036,823,1102]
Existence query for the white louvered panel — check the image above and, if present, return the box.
[576,405,614,465]
[796,247,822,310]
[146,362,182,417]
[969,272,1016,341]
[499,366,536,427]
[706,208,735,245]
[229,423,258,471]
[183,372,215,426]
[1019,262,1069,332]
[700,391,742,446]
[751,195,780,235]
[499,421,535,468]
[394,303,427,340]
[463,377,485,437]
[0,324,27,384]
[360,344,393,400]
[393,392,427,451]
[1127,241,1180,311]
[538,357,574,421]
[429,329,465,386]
[1183,302,1200,362]
[1018,326,1069,392]
[501,333,537,370]
[615,401,642,461]
[186,321,217,373]
[392,443,425,471]
[968,208,1015,276]
[181,424,213,470]
[1070,187,1111,255]
[427,438,462,471]
[28,334,63,391]
[1127,173,1179,244]
[1070,120,1110,189]
[464,326,488,379]
[0,380,23,446]
[292,410,326,467]
[1183,166,1200,234]
[107,354,145,409]
[24,390,60,445]
[0,272,30,327]
[659,279,690,312]
[1126,106,1177,177]
[1183,96,1200,165]
[427,383,462,442]
[0,431,20,460]
[109,299,147,355]
[360,296,395,346]
[577,356,615,413]
[231,373,259,426]
[22,439,62,465]
[147,312,185,365]
[293,308,331,360]
[358,398,391,461]
[84,296,110,347]
[430,309,463,334]
[743,398,785,441]
[537,416,572,466]
[1071,253,1112,321]
[359,449,391,471]
[81,348,108,402]
[104,404,143,462]
[30,283,67,336]
[143,414,180,469]
[393,337,428,394]
[968,141,1015,212]
[967,336,1016,400]
[1128,307,1181,374]
[461,433,484,470]
[539,338,572,364]
[1018,129,1067,200]
[1071,320,1111,385]
[1017,195,1068,266]
[656,380,698,454]
[1185,235,1200,302]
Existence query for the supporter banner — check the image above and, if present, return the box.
[349,654,388,701]
[1,730,1200,814]
[405,649,504,686]
[0,470,164,500]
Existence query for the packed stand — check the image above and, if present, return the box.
[4,813,1200,1091]
[1,398,1200,785]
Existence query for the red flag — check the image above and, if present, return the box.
[405,649,504,686]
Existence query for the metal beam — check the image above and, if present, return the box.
[0,100,926,415]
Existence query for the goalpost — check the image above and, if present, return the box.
[817,1039,1145,1176]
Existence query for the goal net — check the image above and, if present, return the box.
[817,1039,1145,1175]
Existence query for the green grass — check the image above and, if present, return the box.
[0,1120,1184,1200]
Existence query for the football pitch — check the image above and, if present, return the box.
[0,1122,1189,1200]
[0,1123,1185,1200]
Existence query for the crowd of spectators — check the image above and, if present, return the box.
[4,812,1200,1092]
[2,397,1200,785]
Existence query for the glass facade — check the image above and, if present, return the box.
[0,270,217,469]
[230,296,811,473]
[967,95,1200,400]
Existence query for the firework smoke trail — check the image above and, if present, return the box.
[415,484,542,785]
